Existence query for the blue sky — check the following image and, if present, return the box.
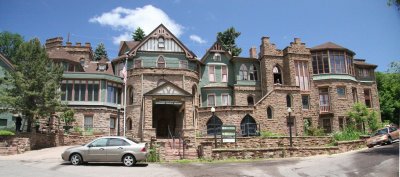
[0,0,399,71]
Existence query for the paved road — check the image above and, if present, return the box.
[0,143,398,177]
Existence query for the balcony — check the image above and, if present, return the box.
[319,105,331,113]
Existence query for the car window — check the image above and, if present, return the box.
[108,138,130,146]
[389,127,397,132]
[375,128,388,136]
[89,138,108,147]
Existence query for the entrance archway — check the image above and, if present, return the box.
[152,100,184,138]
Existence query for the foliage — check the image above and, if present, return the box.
[332,128,362,142]
[146,146,160,162]
[367,110,379,132]
[0,31,24,62]
[0,130,15,136]
[387,61,400,73]
[60,109,75,126]
[376,70,400,125]
[260,131,284,137]
[347,103,369,132]
[0,38,64,132]
[73,126,82,133]
[388,0,400,10]
[132,27,146,41]
[217,27,242,56]
[93,43,108,61]
[306,126,325,136]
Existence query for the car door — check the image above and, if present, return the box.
[106,138,131,162]
[86,138,108,162]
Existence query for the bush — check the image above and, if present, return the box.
[146,146,160,162]
[306,126,325,136]
[333,128,362,141]
[0,130,15,136]
[260,131,284,137]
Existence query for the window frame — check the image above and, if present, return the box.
[239,64,248,80]
[221,65,228,82]
[221,93,230,106]
[302,95,310,110]
[337,86,346,99]
[157,56,166,68]
[208,65,216,82]
[207,94,216,107]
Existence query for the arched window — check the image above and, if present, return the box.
[126,118,132,130]
[249,64,258,81]
[158,37,165,48]
[247,95,254,106]
[128,86,134,105]
[241,114,258,136]
[239,64,248,80]
[286,94,292,107]
[273,66,282,84]
[267,106,273,119]
[157,56,166,68]
[213,53,221,61]
[206,116,223,135]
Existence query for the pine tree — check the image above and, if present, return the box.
[132,27,146,41]
[0,38,64,132]
[94,43,108,61]
[217,27,242,56]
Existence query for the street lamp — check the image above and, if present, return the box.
[211,107,217,148]
[117,104,121,136]
[287,107,293,147]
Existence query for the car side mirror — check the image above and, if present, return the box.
[88,144,93,148]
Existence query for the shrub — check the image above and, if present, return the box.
[0,130,15,136]
[260,131,284,138]
[306,126,325,136]
[333,128,362,141]
[146,146,160,162]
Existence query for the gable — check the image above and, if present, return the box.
[200,41,232,63]
[128,24,196,59]
[144,81,192,96]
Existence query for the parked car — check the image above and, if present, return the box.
[366,126,399,148]
[62,136,147,166]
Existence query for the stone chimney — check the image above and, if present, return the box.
[76,42,81,47]
[45,37,63,49]
[294,38,301,44]
[66,42,72,47]
[249,47,257,58]
[85,42,91,48]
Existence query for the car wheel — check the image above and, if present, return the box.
[70,153,83,165]
[122,154,136,167]
[367,145,373,148]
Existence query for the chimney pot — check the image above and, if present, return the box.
[76,42,81,47]
[85,42,91,47]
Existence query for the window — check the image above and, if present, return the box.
[84,116,93,130]
[239,64,248,80]
[213,53,221,61]
[221,66,228,82]
[0,119,7,126]
[312,51,354,75]
[249,64,258,81]
[179,60,188,69]
[247,95,254,106]
[302,95,309,110]
[295,61,310,91]
[358,68,371,78]
[207,94,215,107]
[80,58,85,67]
[62,80,99,102]
[128,87,134,105]
[312,51,330,74]
[74,80,86,101]
[108,138,130,146]
[241,114,258,136]
[337,87,346,98]
[134,59,142,68]
[221,94,230,106]
[339,116,344,130]
[157,56,166,68]
[352,88,358,103]
[206,116,222,135]
[89,138,107,147]
[286,94,292,107]
[158,37,165,48]
[322,118,332,133]
[107,83,122,104]
[329,51,346,74]
[273,66,282,84]
[209,65,215,82]
[110,117,116,129]
[61,80,73,101]
[319,88,330,112]
[267,106,273,119]
[117,62,124,77]
[364,89,372,108]
[127,118,132,130]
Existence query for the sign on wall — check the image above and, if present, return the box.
[221,125,236,143]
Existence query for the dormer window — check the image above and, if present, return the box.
[213,53,221,61]
[158,37,165,48]
[98,64,107,71]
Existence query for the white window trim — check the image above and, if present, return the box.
[207,93,216,107]
[221,65,228,83]
[213,53,221,61]
[221,93,230,106]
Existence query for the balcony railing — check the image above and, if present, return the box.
[319,105,331,113]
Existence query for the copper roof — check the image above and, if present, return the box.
[311,42,355,55]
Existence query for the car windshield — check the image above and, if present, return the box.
[127,137,139,144]
[374,128,388,136]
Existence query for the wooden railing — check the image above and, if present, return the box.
[319,105,331,113]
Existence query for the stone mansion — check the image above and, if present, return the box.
[42,24,379,141]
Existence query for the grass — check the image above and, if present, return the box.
[260,131,284,138]
[0,130,15,136]
[332,128,362,142]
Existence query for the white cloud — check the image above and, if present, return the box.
[112,32,131,45]
[189,35,206,44]
[89,5,184,45]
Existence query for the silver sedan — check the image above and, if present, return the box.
[61,136,148,166]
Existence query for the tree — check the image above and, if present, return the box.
[132,27,146,41]
[217,27,242,56]
[93,43,108,61]
[376,68,400,125]
[347,103,380,133]
[388,0,400,10]
[0,38,64,132]
[387,61,400,73]
[0,31,24,63]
